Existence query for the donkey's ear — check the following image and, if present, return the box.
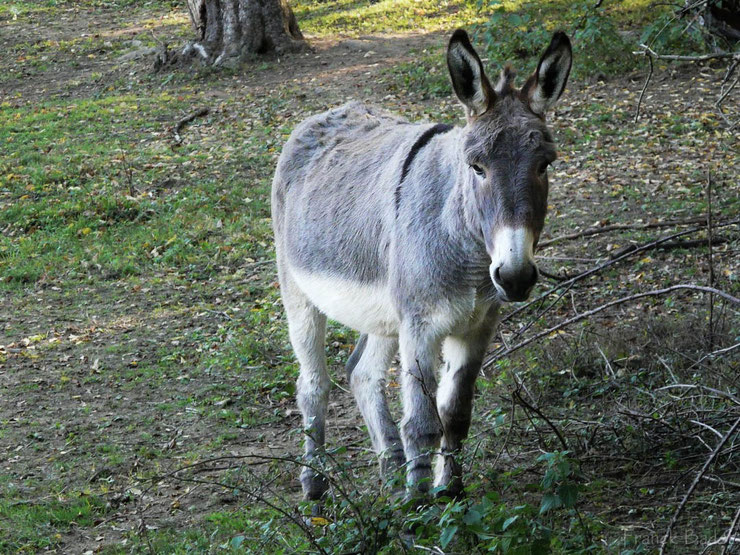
[447,29,494,119]
[523,31,572,117]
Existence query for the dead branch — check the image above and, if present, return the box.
[173,107,210,145]
[633,44,740,126]
[721,504,740,555]
[716,73,739,107]
[608,236,729,259]
[706,173,716,352]
[538,268,570,282]
[636,44,740,63]
[483,284,740,369]
[659,416,740,555]
[502,219,740,330]
[699,342,740,364]
[657,384,740,405]
[512,388,569,452]
[538,217,708,248]
[635,49,654,123]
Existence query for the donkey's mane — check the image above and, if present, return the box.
[494,64,517,96]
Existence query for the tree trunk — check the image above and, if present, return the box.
[184,0,304,64]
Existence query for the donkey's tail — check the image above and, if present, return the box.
[345,333,369,383]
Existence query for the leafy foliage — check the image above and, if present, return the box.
[479,1,639,77]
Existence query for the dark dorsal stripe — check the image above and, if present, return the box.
[395,123,454,212]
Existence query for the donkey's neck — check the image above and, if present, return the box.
[438,132,490,278]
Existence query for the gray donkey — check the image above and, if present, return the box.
[271,29,572,501]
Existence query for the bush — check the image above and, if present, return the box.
[479,1,637,78]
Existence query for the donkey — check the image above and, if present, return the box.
[271,29,572,501]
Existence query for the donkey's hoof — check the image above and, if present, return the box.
[400,488,433,511]
[434,478,465,501]
[301,468,329,501]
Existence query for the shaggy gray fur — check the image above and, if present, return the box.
[272,29,572,500]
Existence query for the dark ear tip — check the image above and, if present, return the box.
[449,29,471,47]
[550,30,572,50]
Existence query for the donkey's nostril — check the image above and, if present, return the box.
[493,263,538,301]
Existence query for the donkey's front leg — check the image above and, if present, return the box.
[435,308,499,498]
[399,324,443,495]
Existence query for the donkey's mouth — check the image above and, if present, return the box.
[495,286,535,303]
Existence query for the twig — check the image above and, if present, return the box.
[483,284,740,369]
[689,419,724,440]
[701,475,740,490]
[722,504,740,555]
[706,172,715,353]
[503,219,740,328]
[608,236,729,258]
[169,472,329,555]
[653,236,728,251]
[596,343,616,380]
[658,416,740,555]
[538,268,570,281]
[716,75,738,107]
[698,342,740,364]
[633,43,740,126]
[657,384,740,405]
[412,545,446,554]
[173,107,210,145]
[635,50,654,123]
[538,217,707,248]
[491,397,517,469]
[635,44,740,63]
[512,388,569,452]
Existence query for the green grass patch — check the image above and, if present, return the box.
[293,0,486,36]
[0,93,281,286]
[0,493,108,552]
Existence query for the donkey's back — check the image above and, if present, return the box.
[272,100,458,331]
[272,101,404,271]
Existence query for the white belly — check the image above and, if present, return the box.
[290,267,400,336]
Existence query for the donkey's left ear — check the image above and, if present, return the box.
[523,31,572,117]
[447,29,495,119]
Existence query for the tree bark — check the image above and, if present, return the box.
[184,0,304,64]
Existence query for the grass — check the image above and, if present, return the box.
[0,91,281,285]
[1,0,738,552]
[0,494,108,552]
[292,0,487,36]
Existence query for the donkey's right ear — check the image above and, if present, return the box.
[447,29,494,119]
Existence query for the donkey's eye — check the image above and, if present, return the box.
[471,164,485,177]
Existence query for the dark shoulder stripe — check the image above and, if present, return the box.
[400,123,454,184]
[395,123,453,212]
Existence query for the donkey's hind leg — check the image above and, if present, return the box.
[346,334,404,481]
[280,275,330,500]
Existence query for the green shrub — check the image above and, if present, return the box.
[479,1,637,78]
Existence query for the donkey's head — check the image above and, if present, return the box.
[447,30,572,302]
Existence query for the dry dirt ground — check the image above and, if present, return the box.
[1,2,739,553]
